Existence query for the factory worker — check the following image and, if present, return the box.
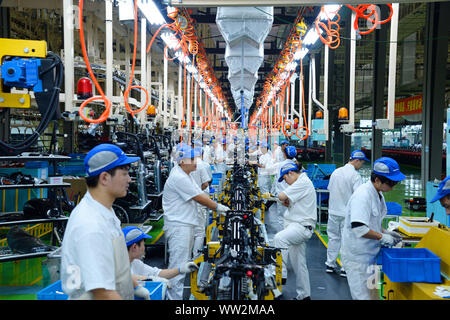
[341,157,405,300]
[273,162,317,300]
[325,150,368,277]
[274,140,289,162]
[61,144,140,300]
[122,226,198,299]
[265,146,299,238]
[213,138,227,175]
[202,137,214,164]
[256,142,274,195]
[162,144,230,300]
[430,175,450,216]
[190,146,213,258]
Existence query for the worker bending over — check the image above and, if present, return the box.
[273,162,317,300]
[341,157,404,300]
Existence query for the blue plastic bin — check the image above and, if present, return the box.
[381,248,441,283]
[37,280,165,300]
[37,280,68,300]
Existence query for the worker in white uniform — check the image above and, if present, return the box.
[430,175,450,215]
[274,140,289,162]
[325,150,368,277]
[162,144,230,300]
[265,146,298,238]
[273,162,317,300]
[256,142,274,195]
[341,157,405,300]
[122,226,198,299]
[61,144,145,300]
[190,146,213,258]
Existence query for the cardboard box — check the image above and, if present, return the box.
[63,177,87,203]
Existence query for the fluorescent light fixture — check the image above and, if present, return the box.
[137,0,166,25]
[303,29,320,46]
[161,31,179,50]
[319,5,342,21]
[294,47,309,60]
[286,61,297,71]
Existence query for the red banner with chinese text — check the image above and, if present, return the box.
[394,95,422,116]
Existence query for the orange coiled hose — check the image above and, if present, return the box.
[315,6,341,49]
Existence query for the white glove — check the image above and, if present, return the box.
[134,285,151,300]
[384,230,402,244]
[179,261,199,274]
[380,233,396,247]
[216,203,230,214]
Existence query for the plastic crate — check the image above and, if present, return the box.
[135,281,164,300]
[37,280,68,300]
[382,248,441,283]
[37,280,165,300]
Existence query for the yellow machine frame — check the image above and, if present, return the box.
[0,38,47,109]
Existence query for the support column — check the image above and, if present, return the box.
[325,47,335,162]
[421,1,450,186]
[371,5,388,164]
[342,9,352,163]
[0,7,10,143]
[63,0,74,112]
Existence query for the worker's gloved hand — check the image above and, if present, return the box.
[384,230,402,245]
[380,233,396,247]
[134,285,151,300]
[179,261,199,274]
[216,203,231,215]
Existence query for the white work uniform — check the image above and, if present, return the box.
[341,181,387,300]
[274,146,286,163]
[265,159,294,238]
[130,259,161,278]
[272,172,317,300]
[258,151,274,195]
[326,163,362,269]
[214,144,227,175]
[163,165,204,300]
[190,158,213,258]
[61,191,134,300]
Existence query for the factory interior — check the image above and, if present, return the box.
[0,0,449,302]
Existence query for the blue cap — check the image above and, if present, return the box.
[430,176,450,203]
[84,144,140,177]
[280,140,289,146]
[286,145,297,158]
[350,150,369,161]
[278,162,299,182]
[122,226,152,247]
[260,142,269,148]
[373,157,405,182]
[175,144,196,162]
[193,147,202,157]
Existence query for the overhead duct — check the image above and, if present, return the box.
[216,6,273,127]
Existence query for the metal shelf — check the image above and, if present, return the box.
[0,216,69,227]
[0,183,71,190]
[0,155,71,162]
[0,249,59,263]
